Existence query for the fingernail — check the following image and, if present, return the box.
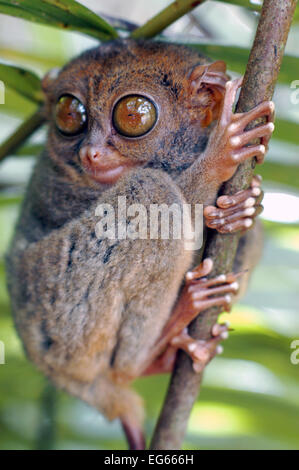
[221,331,229,340]
[245,197,255,207]
[230,136,241,147]
[244,218,253,228]
[231,281,239,292]
[212,324,221,335]
[268,122,275,131]
[259,145,266,154]
[188,343,197,353]
[244,207,255,216]
[203,258,213,271]
[252,187,261,196]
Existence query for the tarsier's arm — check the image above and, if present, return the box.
[176,68,274,207]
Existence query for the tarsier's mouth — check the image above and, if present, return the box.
[79,144,134,184]
[79,144,144,185]
[83,164,128,184]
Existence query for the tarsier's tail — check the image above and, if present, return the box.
[55,373,145,450]
[87,376,146,450]
[121,415,146,450]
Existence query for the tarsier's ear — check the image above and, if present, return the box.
[187,61,230,127]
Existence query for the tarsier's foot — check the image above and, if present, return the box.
[205,77,275,182]
[170,323,229,373]
[162,258,241,339]
[143,323,229,376]
[143,259,241,375]
[183,259,240,314]
[204,175,263,233]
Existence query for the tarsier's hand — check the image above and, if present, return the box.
[204,77,275,183]
[204,174,263,233]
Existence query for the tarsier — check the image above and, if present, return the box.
[6,39,275,449]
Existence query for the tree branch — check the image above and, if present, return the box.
[0,108,45,162]
[150,0,297,450]
[130,0,207,39]
[35,383,57,450]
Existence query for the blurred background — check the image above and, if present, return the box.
[0,0,298,450]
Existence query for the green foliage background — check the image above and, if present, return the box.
[0,0,298,450]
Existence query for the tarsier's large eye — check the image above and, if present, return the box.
[113,95,157,137]
[54,94,87,136]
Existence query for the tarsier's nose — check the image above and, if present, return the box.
[79,145,138,184]
[80,146,112,171]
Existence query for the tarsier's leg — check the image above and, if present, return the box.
[142,258,241,375]
[143,223,262,377]
[204,174,263,233]
[126,217,262,447]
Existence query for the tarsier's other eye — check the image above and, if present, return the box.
[113,95,157,137]
[54,95,87,136]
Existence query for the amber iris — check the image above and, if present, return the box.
[54,95,87,135]
[113,95,157,137]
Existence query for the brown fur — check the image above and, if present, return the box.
[6,39,260,429]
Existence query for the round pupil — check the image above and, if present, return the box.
[55,95,87,135]
[113,95,157,137]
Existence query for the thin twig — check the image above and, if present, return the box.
[35,382,57,450]
[150,0,297,450]
[130,0,207,39]
[0,108,45,162]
